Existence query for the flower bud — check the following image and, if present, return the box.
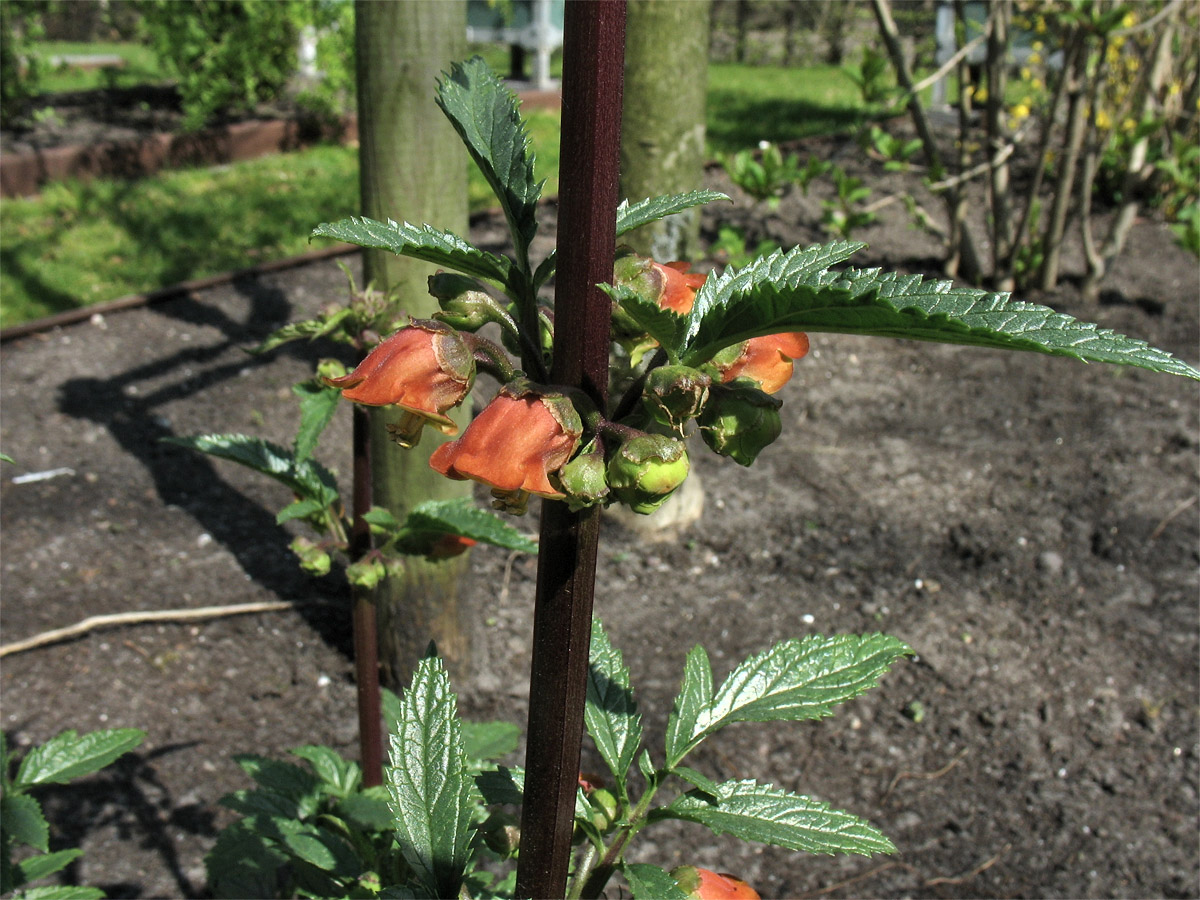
[428,272,511,332]
[698,382,782,466]
[587,788,619,832]
[643,365,712,430]
[613,252,707,314]
[479,811,521,858]
[670,866,761,900]
[606,433,690,515]
[554,438,610,511]
[290,536,331,576]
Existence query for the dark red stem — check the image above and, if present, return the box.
[516,2,626,897]
[351,404,383,787]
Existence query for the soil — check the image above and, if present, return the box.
[1,111,1198,899]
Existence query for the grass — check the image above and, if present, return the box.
[30,41,170,95]
[0,109,562,327]
[2,59,862,327]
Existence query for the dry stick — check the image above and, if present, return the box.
[350,403,384,788]
[871,0,983,282]
[1040,35,1091,291]
[985,0,1015,288]
[1149,495,1198,542]
[515,2,625,898]
[880,747,971,804]
[924,843,1011,886]
[0,601,297,658]
[910,32,987,96]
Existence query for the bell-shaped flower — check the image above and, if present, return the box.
[429,382,583,515]
[324,320,475,447]
[670,866,761,899]
[715,331,809,394]
[613,254,708,315]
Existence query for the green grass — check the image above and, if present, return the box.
[31,41,171,94]
[707,62,876,154]
[2,60,866,327]
[0,109,562,327]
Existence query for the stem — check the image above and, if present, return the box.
[515,3,625,897]
[575,776,664,900]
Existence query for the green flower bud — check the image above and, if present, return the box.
[554,438,610,511]
[346,557,387,589]
[587,788,620,832]
[428,272,511,332]
[643,365,712,430]
[698,382,782,467]
[607,433,690,514]
[479,811,521,857]
[290,536,331,576]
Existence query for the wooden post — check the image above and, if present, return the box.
[515,2,626,897]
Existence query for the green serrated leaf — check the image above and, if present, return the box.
[585,621,643,789]
[14,728,144,789]
[275,497,326,526]
[12,885,106,900]
[671,766,720,798]
[281,823,360,876]
[2,793,49,851]
[663,779,894,856]
[233,755,324,819]
[163,434,340,508]
[15,849,84,885]
[435,57,542,270]
[338,787,394,832]
[205,820,289,900]
[678,634,910,760]
[292,379,341,464]
[679,244,1200,380]
[290,745,361,798]
[251,308,352,355]
[219,788,306,821]
[385,653,479,899]
[616,191,731,238]
[601,282,688,360]
[665,645,714,769]
[312,216,513,286]
[396,499,538,554]
[461,720,521,763]
[622,863,690,900]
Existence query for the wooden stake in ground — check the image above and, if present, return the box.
[516,2,626,897]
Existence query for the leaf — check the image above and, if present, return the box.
[280,823,360,876]
[13,885,106,900]
[678,244,1200,380]
[14,728,144,789]
[1,793,48,851]
[219,788,306,821]
[162,434,340,509]
[250,308,352,355]
[461,720,521,763]
[276,497,326,525]
[671,766,720,798]
[676,634,910,761]
[385,652,479,899]
[16,849,84,884]
[662,779,894,857]
[395,499,538,555]
[601,282,688,359]
[622,863,690,900]
[292,379,341,464]
[338,788,394,832]
[665,644,714,769]
[435,57,542,268]
[290,745,361,798]
[205,821,289,900]
[585,620,643,789]
[311,216,513,286]
[615,190,731,238]
[233,755,324,819]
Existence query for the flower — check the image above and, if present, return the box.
[670,866,761,900]
[656,260,708,314]
[429,383,582,514]
[715,332,810,394]
[324,320,474,447]
[425,534,477,560]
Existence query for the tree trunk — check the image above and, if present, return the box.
[355,0,473,689]
[620,0,711,261]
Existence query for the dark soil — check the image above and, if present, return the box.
[2,117,1198,900]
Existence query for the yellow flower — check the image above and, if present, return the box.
[1121,118,1136,133]
[1121,11,1136,28]
[973,85,988,103]
[1011,103,1031,121]
[1095,109,1112,130]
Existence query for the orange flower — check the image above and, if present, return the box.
[324,320,475,447]
[655,260,708,314]
[671,866,761,900]
[429,384,582,514]
[717,332,810,394]
[425,534,477,560]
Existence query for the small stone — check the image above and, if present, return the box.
[1037,551,1064,575]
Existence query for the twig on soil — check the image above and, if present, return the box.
[0,600,302,657]
[1148,495,1197,541]
[923,843,1011,886]
[881,747,970,804]
[797,862,906,898]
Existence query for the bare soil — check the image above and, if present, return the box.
[1,120,1198,899]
